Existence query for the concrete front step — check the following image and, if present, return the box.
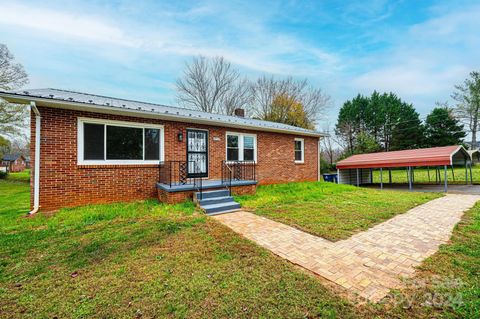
[206,208,242,216]
[202,201,241,215]
[195,189,241,215]
[196,189,230,199]
[198,196,234,206]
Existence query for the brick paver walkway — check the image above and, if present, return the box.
[213,194,479,302]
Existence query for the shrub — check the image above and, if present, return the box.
[0,171,8,179]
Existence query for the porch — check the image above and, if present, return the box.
[156,160,257,205]
[157,179,257,192]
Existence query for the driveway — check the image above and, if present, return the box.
[213,194,480,302]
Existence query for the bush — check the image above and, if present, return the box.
[0,171,8,179]
[320,158,336,173]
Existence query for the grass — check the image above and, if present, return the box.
[236,182,440,241]
[371,165,480,185]
[1,179,478,318]
[5,169,30,183]
[0,180,357,318]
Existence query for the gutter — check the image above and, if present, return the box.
[28,101,41,216]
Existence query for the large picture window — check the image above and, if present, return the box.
[226,132,257,162]
[78,118,164,165]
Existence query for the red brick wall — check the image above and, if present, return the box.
[31,106,319,211]
[10,161,26,172]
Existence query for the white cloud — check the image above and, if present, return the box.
[351,4,480,110]
[0,1,341,77]
[353,65,469,96]
[0,3,140,47]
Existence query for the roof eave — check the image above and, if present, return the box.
[0,93,326,138]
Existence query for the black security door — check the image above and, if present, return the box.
[186,129,208,177]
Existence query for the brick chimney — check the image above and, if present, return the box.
[234,108,245,117]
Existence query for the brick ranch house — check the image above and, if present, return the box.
[1,154,27,172]
[0,88,326,214]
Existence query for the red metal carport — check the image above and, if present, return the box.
[336,145,472,192]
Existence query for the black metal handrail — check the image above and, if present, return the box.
[221,160,256,196]
[159,160,203,199]
[192,162,203,200]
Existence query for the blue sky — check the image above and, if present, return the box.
[1,0,479,130]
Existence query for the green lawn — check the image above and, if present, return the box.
[0,180,357,318]
[1,179,478,318]
[236,182,440,241]
[5,169,30,183]
[372,165,480,185]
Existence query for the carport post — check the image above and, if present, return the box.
[465,162,468,185]
[444,165,448,192]
[408,166,412,191]
[451,166,455,181]
[469,162,473,185]
[370,168,373,184]
[356,168,360,186]
[380,168,383,190]
[388,169,392,184]
[427,166,430,182]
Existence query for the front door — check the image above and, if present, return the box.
[186,129,208,178]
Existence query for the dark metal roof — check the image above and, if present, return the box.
[0,88,326,137]
[2,154,24,161]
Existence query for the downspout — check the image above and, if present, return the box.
[28,101,41,216]
[317,137,321,181]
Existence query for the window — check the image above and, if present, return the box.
[83,123,104,160]
[227,135,239,161]
[226,132,257,162]
[294,138,304,163]
[243,136,254,161]
[106,126,143,160]
[78,118,164,165]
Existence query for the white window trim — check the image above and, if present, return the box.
[225,131,257,162]
[77,117,164,165]
[294,138,304,163]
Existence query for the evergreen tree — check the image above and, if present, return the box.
[390,103,424,150]
[424,106,466,147]
[336,92,424,153]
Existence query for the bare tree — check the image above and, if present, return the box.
[222,77,253,116]
[0,44,29,136]
[176,56,251,115]
[321,126,343,166]
[250,76,330,128]
[453,71,480,149]
[0,44,28,90]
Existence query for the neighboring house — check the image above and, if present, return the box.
[1,154,27,172]
[468,150,480,164]
[0,89,326,212]
[25,156,31,169]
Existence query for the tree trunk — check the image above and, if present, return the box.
[472,116,478,149]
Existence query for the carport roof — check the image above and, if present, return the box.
[337,145,467,169]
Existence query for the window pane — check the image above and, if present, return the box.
[244,136,254,149]
[295,140,302,151]
[295,150,303,161]
[84,123,104,160]
[106,125,143,160]
[145,128,160,160]
[227,148,239,161]
[227,135,238,147]
[244,149,254,161]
